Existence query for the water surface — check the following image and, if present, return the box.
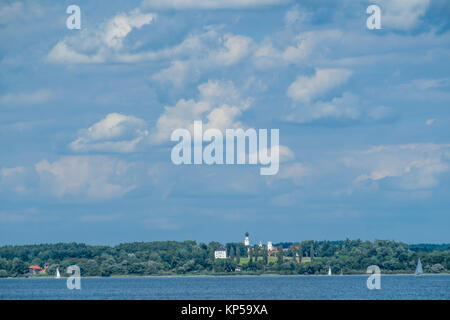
[1,275,449,300]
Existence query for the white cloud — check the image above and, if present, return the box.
[211,34,253,65]
[142,0,289,10]
[278,145,295,162]
[152,99,210,143]
[253,30,343,69]
[376,0,430,30]
[389,76,450,103]
[425,119,436,126]
[266,162,309,187]
[152,32,254,86]
[47,14,252,81]
[411,78,450,90]
[0,1,44,25]
[198,80,251,109]
[397,78,450,91]
[151,60,193,87]
[255,145,294,163]
[35,156,136,198]
[47,41,105,64]
[284,5,302,25]
[47,9,155,64]
[367,106,395,121]
[286,70,394,124]
[118,26,221,63]
[204,105,243,132]
[70,113,149,153]
[0,2,23,24]
[102,9,156,49]
[0,166,30,194]
[46,18,357,92]
[286,92,361,123]
[287,68,352,103]
[151,80,251,143]
[48,22,253,89]
[349,143,450,190]
[246,144,295,169]
[0,90,52,106]
[1,166,26,177]
[277,162,309,184]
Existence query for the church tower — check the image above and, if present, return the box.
[244,232,250,246]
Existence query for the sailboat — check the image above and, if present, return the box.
[414,258,423,276]
[328,267,332,276]
[56,268,61,279]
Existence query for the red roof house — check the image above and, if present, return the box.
[29,265,42,274]
[28,265,49,274]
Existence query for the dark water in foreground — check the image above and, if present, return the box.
[0,275,449,300]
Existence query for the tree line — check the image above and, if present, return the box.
[0,239,449,277]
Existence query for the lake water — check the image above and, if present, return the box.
[0,275,449,300]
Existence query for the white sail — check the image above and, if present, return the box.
[56,268,61,278]
[415,258,423,276]
[328,267,332,276]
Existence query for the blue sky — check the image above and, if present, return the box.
[1,0,449,245]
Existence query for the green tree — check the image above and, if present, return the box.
[297,249,302,264]
[431,263,445,273]
[277,251,283,265]
[263,249,268,265]
[213,259,235,273]
[230,247,235,262]
[246,256,257,271]
[0,258,9,270]
[11,258,27,275]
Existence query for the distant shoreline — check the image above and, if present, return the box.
[4,272,450,279]
[2,240,448,278]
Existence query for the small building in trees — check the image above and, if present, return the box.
[268,246,278,257]
[29,265,42,274]
[28,264,49,274]
[214,247,227,259]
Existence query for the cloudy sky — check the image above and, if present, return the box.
[1,0,449,245]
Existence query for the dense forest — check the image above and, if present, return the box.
[0,240,449,277]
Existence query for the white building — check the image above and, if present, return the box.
[259,241,263,248]
[267,241,273,251]
[244,236,250,246]
[214,247,227,259]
